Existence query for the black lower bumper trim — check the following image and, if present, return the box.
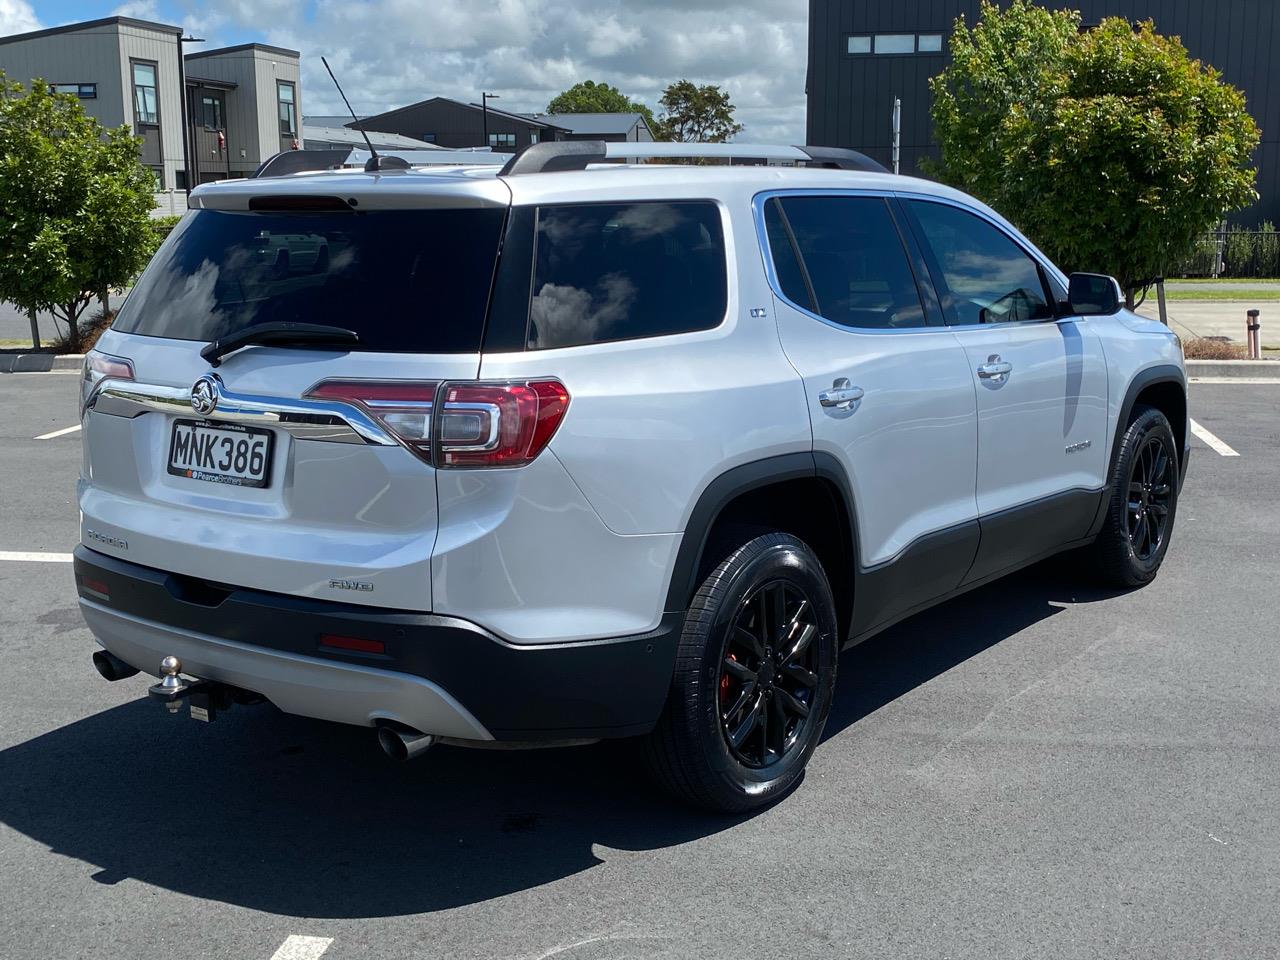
[74,546,679,740]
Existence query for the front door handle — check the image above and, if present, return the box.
[976,355,1013,381]
[819,378,864,409]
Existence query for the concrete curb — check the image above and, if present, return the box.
[1186,359,1280,379]
[0,353,82,373]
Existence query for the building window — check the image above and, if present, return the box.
[847,33,945,56]
[201,96,223,131]
[175,170,188,190]
[132,62,158,125]
[874,34,916,54]
[421,133,437,142]
[51,83,96,99]
[149,166,164,189]
[277,81,297,136]
[488,132,516,149]
[530,131,540,145]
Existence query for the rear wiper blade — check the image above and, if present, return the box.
[200,322,360,367]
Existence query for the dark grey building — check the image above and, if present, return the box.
[807,0,1280,223]
[356,97,569,151]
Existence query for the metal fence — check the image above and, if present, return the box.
[1175,226,1280,278]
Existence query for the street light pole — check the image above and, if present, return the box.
[481,91,500,149]
[177,33,205,196]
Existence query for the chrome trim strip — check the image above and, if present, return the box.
[85,377,398,446]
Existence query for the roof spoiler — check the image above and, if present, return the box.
[251,149,410,179]
[499,141,889,176]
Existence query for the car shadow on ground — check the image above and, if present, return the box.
[0,557,1123,919]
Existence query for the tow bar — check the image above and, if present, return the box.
[145,655,259,721]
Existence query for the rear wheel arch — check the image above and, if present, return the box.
[665,453,859,641]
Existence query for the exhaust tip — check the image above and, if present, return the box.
[93,650,140,682]
[377,725,435,762]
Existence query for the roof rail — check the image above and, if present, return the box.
[499,140,889,176]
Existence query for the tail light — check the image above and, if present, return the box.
[81,351,134,414]
[306,379,570,469]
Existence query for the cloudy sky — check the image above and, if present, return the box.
[1,0,809,141]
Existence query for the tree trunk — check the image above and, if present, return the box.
[63,304,81,354]
[100,288,110,318]
[27,306,40,351]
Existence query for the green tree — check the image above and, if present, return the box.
[0,72,159,351]
[546,80,656,129]
[928,1,1260,305]
[655,80,744,143]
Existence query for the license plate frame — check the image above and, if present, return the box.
[167,418,274,488]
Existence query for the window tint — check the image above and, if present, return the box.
[112,208,507,353]
[763,199,812,311]
[907,200,1053,325]
[772,196,925,330]
[528,201,726,349]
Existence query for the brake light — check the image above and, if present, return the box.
[306,379,570,469]
[81,351,134,414]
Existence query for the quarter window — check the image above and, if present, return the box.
[906,200,1054,325]
[528,201,727,349]
[132,62,158,125]
[277,82,296,136]
[767,196,926,330]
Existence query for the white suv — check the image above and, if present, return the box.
[76,141,1188,812]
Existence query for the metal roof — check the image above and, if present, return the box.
[536,112,652,136]
[302,125,448,151]
[0,15,181,46]
[357,97,572,131]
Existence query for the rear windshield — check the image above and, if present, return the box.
[113,207,507,353]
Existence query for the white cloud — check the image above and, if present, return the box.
[168,0,808,142]
[0,0,40,36]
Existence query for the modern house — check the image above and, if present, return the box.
[0,17,186,189]
[0,16,302,190]
[355,97,570,150]
[535,112,656,143]
[183,42,302,183]
[805,0,1280,223]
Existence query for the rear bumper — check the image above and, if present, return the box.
[74,547,679,740]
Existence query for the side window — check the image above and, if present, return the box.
[528,201,727,350]
[906,200,1053,325]
[771,196,926,330]
[763,198,813,312]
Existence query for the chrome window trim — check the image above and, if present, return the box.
[85,377,397,446]
[752,188,1075,336]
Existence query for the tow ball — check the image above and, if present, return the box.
[146,656,245,722]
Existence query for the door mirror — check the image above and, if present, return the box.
[1067,273,1122,316]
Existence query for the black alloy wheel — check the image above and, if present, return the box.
[718,580,820,769]
[1127,433,1174,562]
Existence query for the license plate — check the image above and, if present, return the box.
[168,419,273,488]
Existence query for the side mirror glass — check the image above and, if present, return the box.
[1067,273,1122,316]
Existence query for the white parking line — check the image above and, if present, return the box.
[0,551,74,563]
[1189,418,1240,457]
[269,936,334,960]
[34,424,81,440]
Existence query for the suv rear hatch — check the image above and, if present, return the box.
[80,174,512,611]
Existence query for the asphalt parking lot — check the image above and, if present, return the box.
[1,372,1277,960]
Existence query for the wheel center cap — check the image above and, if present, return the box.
[758,660,776,686]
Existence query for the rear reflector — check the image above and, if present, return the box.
[305,378,570,469]
[80,577,111,601]
[319,634,386,655]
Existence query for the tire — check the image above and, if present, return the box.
[643,532,839,813]
[1092,404,1180,587]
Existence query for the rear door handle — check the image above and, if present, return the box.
[976,355,1013,381]
[818,378,864,409]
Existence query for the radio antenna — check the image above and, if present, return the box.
[321,55,383,172]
